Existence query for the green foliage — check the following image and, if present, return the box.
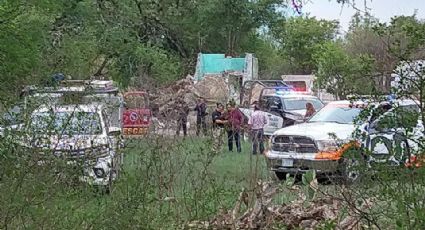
[0,0,289,98]
[0,136,271,229]
[302,170,317,200]
[0,0,57,99]
[375,15,425,60]
[314,41,375,99]
[239,33,288,78]
[111,43,183,88]
[273,16,339,74]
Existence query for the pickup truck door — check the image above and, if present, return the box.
[263,112,284,135]
[239,108,283,136]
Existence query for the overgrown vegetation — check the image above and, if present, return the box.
[2,0,425,229]
[0,135,272,229]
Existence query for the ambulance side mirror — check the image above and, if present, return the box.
[108,127,121,136]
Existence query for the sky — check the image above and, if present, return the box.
[301,0,425,33]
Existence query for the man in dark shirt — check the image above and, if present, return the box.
[212,103,225,128]
[212,103,226,152]
[194,98,208,136]
[176,100,190,137]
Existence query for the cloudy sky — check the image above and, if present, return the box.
[300,0,425,33]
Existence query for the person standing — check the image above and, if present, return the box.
[304,102,316,120]
[226,102,243,153]
[248,103,268,155]
[194,98,208,136]
[211,103,226,152]
[176,100,190,137]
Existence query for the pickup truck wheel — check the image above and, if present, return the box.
[275,172,287,181]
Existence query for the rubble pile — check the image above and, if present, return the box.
[192,75,230,105]
[241,83,264,106]
[187,181,373,230]
[149,76,195,120]
[149,75,230,123]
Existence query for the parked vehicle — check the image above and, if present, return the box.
[239,81,324,135]
[259,89,324,127]
[239,107,283,136]
[2,79,125,190]
[122,91,151,136]
[266,99,422,181]
[14,104,124,188]
[364,99,422,166]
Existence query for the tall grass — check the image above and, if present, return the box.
[0,135,272,229]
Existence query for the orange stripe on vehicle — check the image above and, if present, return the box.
[405,155,425,168]
[314,141,360,160]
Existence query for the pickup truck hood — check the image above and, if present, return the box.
[20,135,108,150]
[289,109,306,116]
[273,122,355,141]
[285,109,305,121]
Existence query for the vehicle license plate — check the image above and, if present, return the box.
[281,159,293,167]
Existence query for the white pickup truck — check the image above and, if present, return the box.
[12,104,124,189]
[266,99,422,181]
[1,80,125,191]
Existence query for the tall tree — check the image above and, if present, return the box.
[314,41,375,99]
[273,16,339,74]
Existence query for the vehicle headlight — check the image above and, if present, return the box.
[93,168,106,178]
[316,140,338,152]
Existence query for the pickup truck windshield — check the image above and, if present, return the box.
[30,112,102,135]
[308,107,362,124]
[283,98,324,111]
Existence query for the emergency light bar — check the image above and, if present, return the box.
[273,86,294,90]
[260,86,300,96]
[274,86,296,95]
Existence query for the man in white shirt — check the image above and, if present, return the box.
[248,102,267,155]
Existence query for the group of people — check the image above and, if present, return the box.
[175,98,317,155]
[175,98,208,137]
[210,101,245,153]
[175,98,268,155]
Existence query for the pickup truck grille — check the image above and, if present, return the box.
[272,135,318,153]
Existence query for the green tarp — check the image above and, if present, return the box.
[195,54,246,80]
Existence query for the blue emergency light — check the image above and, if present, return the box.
[274,86,295,95]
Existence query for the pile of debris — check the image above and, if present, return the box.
[187,181,373,229]
[149,75,230,123]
